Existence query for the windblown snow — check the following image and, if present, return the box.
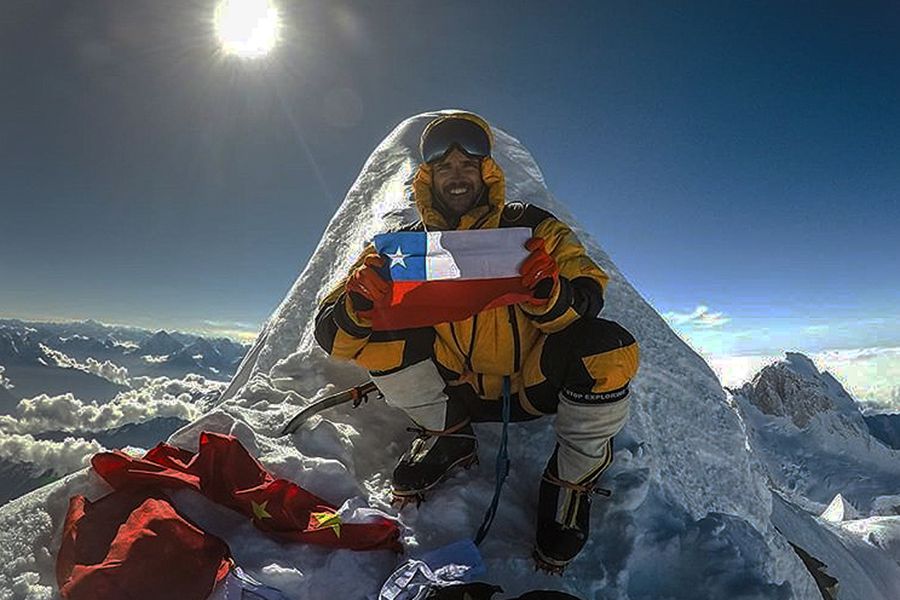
[1,111,896,599]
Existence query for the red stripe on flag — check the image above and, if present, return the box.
[366,277,533,330]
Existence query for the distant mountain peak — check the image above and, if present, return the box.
[137,330,184,357]
[738,353,836,428]
[783,352,822,380]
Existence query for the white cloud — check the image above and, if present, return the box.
[39,344,130,386]
[202,319,258,331]
[86,357,130,385]
[0,374,225,434]
[811,347,900,414]
[200,320,260,342]
[141,355,170,364]
[815,346,900,363]
[663,305,731,329]
[0,366,12,390]
[0,432,102,477]
[707,354,781,389]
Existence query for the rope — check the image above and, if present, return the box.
[405,418,475,439]
[541,471,612,497]
[474,376,511,546]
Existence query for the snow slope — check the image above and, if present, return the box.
[0,111,829,599]
[772,493,900,600]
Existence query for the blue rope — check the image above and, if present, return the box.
[474,376,511,546]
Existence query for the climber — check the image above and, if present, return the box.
[313,111,640,572]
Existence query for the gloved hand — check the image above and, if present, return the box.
[520,237,559,305]
[345,253,389,311]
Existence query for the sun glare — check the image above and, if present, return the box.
[214,0,280,59]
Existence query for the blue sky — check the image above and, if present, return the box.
[1,1,898,402]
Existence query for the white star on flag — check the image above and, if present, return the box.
[386,246,409,269]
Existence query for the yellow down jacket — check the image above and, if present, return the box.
[314,157,611,408]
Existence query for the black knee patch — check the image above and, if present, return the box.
[539,317,637,399]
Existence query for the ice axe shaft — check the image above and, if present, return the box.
[280,380,380,436]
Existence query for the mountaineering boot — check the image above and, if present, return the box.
[533,445,612,573]
[391,400,478,505]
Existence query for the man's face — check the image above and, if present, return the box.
[431,147,485,219]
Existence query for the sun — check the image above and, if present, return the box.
[214,0,280,59]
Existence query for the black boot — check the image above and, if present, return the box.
[392,402,478,504]
[534,446,612,572]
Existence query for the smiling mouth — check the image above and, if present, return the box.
[446,185,470,197]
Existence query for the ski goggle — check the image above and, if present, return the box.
[420,117,492,163]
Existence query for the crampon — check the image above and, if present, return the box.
[390,451,478,509]
[390,491,427,509]
[532,548,569,575]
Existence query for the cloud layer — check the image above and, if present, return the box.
[0,374,224,435]
[0,432,102,477]
[39,344,130,385]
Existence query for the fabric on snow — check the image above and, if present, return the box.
[56,490,230,600]
[90,431,403,552]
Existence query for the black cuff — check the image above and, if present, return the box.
[333,295,372,339]
[524,277,573,324]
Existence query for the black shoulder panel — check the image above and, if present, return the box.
[500,202,557,229]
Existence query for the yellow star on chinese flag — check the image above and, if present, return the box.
[251,500,272,520]
[309,511,342,538]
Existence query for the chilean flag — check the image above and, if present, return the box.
[368,227,533,330]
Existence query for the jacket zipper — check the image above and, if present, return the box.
[450,317,482,396]
[507,306,521,373]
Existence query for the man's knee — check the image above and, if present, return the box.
[562,318,639,398]
[522,317,639,414]
[556,394,631,443]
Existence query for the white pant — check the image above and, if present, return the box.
[555,393,630,483]
[371,360,449,431]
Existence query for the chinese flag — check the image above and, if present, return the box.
[90,431,402,552]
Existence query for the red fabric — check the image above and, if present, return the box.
[91,431,402,552]
[366,277,533,330]
[56,490,230,600]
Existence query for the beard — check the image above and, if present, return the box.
[434,181,485,221]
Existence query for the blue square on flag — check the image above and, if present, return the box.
[374,232,427,281]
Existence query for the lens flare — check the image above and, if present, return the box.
[214,0,280,59]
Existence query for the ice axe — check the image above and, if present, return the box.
[280,380,381,436]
